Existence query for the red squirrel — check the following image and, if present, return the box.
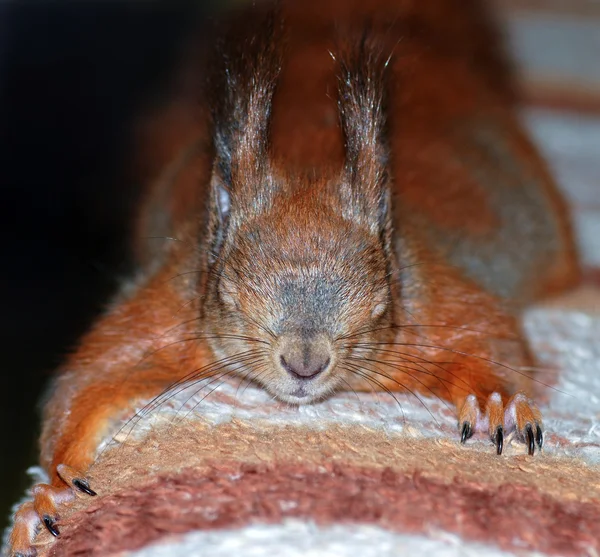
[8,0,580,554]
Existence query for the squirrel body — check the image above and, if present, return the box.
[8,0,580,554]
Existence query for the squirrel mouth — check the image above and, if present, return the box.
[283,379,331,404]
[289,385,310,399]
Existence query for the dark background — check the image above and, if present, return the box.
[0,0,222,531]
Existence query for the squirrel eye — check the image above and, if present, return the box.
[371,301,388,320]
[219,280,238,308]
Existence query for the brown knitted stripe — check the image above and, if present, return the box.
[49,460,599,557]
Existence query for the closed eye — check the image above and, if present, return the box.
[218,279,239,309]
[371,301,388,320]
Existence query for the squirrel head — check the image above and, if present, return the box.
[203,27,395,403]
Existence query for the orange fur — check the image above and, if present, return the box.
[8,0,580,554]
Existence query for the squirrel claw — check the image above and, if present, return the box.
[458,392,543,456]
[505,392,543,456]
[493,425,504,455]
[520,421,543,456]
[525,424,535,456]
[42,516,60,537]
[536,425,544,449]
[460,421,473,444]
[72,478,97,496]
[56,463,95,495]
[7,464,94,556]
[458,394,479,445]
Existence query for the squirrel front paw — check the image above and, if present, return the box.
[7,464,96,557]
[458,392,543,456]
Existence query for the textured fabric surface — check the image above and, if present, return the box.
[44,462,600,556]
[14,287,600,555]
[4,101,600,557]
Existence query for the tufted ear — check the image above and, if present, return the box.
[335,31,392,239]
[206,171,232,265]
[204,8,283,264]
[209,8,283,233]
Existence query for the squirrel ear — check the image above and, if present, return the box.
[206,171,232,265]
[210,8,282,218]
[215,177,231,223]
[335,31,391,236]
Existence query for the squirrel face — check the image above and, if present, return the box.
[202,26,393,403]
[205,180,392,403]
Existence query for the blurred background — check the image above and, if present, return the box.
[0,0,225,529]
[0,0,598,532]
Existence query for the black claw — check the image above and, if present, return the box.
[460,422,472,444]
[73,478,97,497]
[494,426,504,455]
[43,515,60,537]
[526,423,535,456]
[535,425,544,450]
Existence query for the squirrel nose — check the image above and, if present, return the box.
[277,333,332,380]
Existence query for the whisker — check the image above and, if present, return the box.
[146,350,267,418]
[346,355,453,410]
[237,309,277,340]
[132,332,268,374]
[338,322,517,343]
[171,355,266,427]
[168,374,232,430]
[348,345,473,393]
[163,269,205,283]
[108,350,265,449]
[352,341,566,394]
[237,362,271,399]
[173,355,261,420]
[344,360,441,424]
[342,363,406,423]
[142,235,186,244]
[142,235,223,266]
[174,294,203,315]
[153,313,271,344]
[337,376,362,403]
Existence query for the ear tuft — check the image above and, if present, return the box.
[335,29,392,235]
[211,8,283,200]
[206,7,283,264]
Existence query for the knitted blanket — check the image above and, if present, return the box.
[4,4,600,553]
[12,297,600,556]
[4,106,599,557]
